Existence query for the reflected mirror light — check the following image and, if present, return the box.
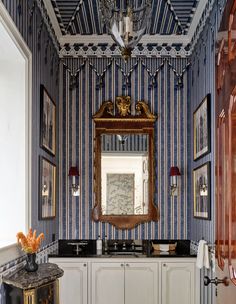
[101,134,149,216]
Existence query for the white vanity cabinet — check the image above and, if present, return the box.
[49,257,199,304]
[91,262,158,304]
[49,259,88,304]
[161,261,199,304]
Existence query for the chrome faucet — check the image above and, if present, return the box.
[68,242,87,255]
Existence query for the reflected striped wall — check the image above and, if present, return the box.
[59,57,191,240]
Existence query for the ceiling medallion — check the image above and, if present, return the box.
[100,0,152,60]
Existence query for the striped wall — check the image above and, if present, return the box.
[189,1,224,244]
[189,2,226,304]
[59,57,191,240]
[1,0,59,245]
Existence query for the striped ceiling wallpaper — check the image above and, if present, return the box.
[50,0,198,36]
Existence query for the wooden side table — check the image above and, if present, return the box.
[3,263,64,304]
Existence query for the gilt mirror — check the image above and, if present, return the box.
[92,96,159,229]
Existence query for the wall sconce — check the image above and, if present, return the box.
[170,166,181,196]
[68,166,80,196]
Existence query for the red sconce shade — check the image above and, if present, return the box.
[68,166,79,177]
[169,166,181,176]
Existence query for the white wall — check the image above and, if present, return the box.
[0,21,26,247]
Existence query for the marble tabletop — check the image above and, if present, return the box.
[2,263,64,290]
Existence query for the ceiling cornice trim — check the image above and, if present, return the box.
[59,34,190,46]
[187,1,208,39]
[41,0,62,39]
[36,0,60,52]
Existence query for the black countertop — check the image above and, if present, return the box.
[48,239,196,259]
[49,251,197,258]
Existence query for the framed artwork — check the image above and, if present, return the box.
[193,94,211,160]
[193,162,211,220]
[40,85,56,156]
[39,156,56,219]
[106,173,135,215]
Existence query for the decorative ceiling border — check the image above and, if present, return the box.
[37,0,223,58]
[59,45,191,58]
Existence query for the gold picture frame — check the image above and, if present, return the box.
[193,162,211,220]
[40,85,56,156]
[193,94,211,161]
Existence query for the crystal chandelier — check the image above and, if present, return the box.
[100,0,152,59]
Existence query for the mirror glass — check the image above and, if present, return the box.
[101,134,149,215]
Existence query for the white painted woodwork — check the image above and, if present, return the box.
[0,0,32,253]
[124,262,158,304]
[50,257,198,304]
[91,262,125,304]
[55,262,88,304]
[161,262,195,304]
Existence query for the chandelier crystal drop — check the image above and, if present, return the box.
[100,0,152,59]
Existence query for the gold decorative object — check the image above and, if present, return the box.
[92,96,159,229]
[93,100,114,118]
[116,96,131,117]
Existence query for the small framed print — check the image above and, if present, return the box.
[39,156,56,220]
[40,85,56,156]
[193,162,211,220]
[193,94,211,160]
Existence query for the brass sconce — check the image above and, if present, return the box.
[170,166,181,196]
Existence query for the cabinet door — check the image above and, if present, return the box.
[56,262,87,304]
[161,262,195,304]
[125,262,158,304]
[91,262,124,304]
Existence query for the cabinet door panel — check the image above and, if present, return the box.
[161,262,195,304]
[125,262,158,304]
[91,262,124,304]
[57,262,87,304]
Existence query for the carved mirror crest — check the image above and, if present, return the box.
[92,96,159,229]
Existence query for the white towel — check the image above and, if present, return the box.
[196,240,210,269]
[204,244,210,269]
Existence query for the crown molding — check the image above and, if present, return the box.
[59,34,190,46]
[36,0,59,52]
[41,0,62,39]
[187,1,208,39]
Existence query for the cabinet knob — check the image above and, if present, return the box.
[121,264,124,267]
[126,264,129,267]
[163,263,167,267]
[83,264,87,267]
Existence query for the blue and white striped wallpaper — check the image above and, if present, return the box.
[189,2,224,244]
[59,57,191,240]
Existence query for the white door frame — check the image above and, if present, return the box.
[0,0,32,264]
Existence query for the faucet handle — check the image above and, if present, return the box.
[113,242,118,251]
[131,242,135,251]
